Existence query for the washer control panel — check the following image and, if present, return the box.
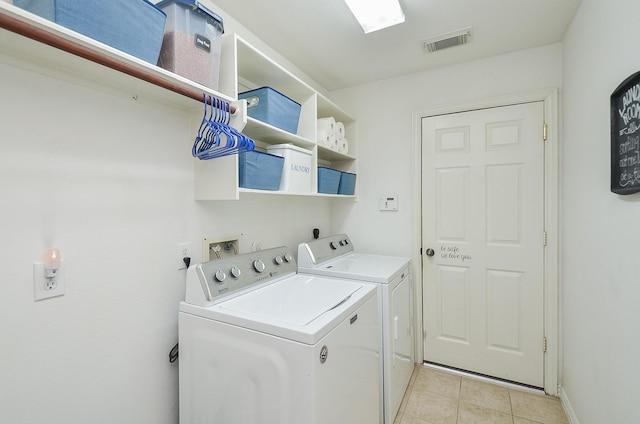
[189,246,297,305]
[297,234,353,267]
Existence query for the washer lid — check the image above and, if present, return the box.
[219,274,362,325]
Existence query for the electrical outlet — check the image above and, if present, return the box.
[34,260,65,301]
[176,242,192,270]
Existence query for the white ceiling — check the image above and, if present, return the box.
[211,0,582,91]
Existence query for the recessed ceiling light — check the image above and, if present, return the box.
[344,0,405,34]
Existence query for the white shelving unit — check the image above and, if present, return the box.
[0,2,357,201]
[195,33,357,200]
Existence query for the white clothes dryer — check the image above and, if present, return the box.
[179,246,381,424]
[298,234,413,424]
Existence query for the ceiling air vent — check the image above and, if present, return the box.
[422,27,472,53]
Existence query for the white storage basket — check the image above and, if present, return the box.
[266,144,312,193]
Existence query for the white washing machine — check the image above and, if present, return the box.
[179,246,381,424]
[297,234,413,424]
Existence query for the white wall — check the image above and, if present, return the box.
[0,61,330,423]
[560,0,640,422]
[329,44,563,257]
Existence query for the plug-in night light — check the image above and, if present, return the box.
[43,248,61,279]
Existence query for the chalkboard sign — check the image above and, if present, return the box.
[611,71,640,194]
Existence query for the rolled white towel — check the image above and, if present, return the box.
[317,131,336,149]
[329,133,337,148]
[338,138,349,154]
[335,121,345,141]
[317,129,333,147]
[330,134,340,151]
[317,117,335,135]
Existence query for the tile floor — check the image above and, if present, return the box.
[394,364,569,424]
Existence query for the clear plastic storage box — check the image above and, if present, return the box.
[156,0,224,90]
[14,0,166,64]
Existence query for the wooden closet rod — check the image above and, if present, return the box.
[0,12,236,113]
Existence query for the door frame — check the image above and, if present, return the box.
[411,89,560,395]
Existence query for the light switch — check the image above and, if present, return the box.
[379,195,398,211]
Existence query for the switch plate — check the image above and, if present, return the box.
[34,260,65,301]
[177,242,193,270]
[379,195,398,211]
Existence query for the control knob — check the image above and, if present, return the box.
[274,256,284,265]
[330,241,338,250]
[253,259,266,273]
[214,269,226,283]
[230,266,241,279]
[283,253,293,262]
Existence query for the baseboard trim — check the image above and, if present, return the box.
[559,386,580,424]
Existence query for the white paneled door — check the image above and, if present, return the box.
[421,102,545,387]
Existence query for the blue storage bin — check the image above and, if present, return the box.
[318,167,341,194]
[338,172,356,195]
[14,0,167,64]
[239,150,284,191]
[239,87,301,134]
